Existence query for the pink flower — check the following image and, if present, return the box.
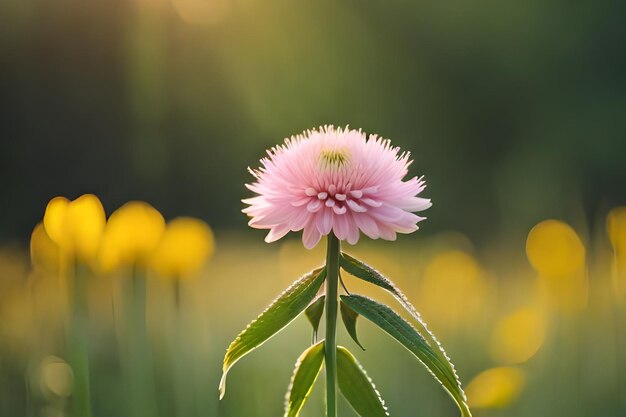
[243,126,432,249]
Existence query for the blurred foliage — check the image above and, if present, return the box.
[0,201,626,416]
[1,0,625,245]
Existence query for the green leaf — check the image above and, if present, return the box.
[341,294,471,417]
[340,300,365,350]
[305,295,325,343]
[340,253,395,293]
[220,267,326,398]
[337,346,389,417]
[340,252,470,416]
[284,341,325,417]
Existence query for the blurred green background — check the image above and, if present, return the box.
[2,0,625,244]
[1,0,626,416]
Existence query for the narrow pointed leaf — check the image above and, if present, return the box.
[341,294,471,417]
[340,300,365,350]
[305,295,325,343]
[337,346,389,417]
[220,267,326,398]
[340,253,468,412]
[340,252,441,353]
[284,341,325,417]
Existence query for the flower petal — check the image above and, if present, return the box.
[302,222,322,249]
[353,213,380,239]
[316,209,333,236]
[265,224,291,243]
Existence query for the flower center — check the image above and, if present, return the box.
[319,148,350,169]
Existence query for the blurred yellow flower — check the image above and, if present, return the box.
[526,220,588,313]
[97,201,165,272]
[149,217,214,278]
[466,367,525,409]
[526,220,585,277]
[607,207,626,254]
[66,194,107,261]
[490,307,546,364]
[43,196,70,245]
[42,194,106,263]
[30,223,60,272]
[417,250,490,329]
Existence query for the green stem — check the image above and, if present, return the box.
[325,234,340,417]
[69,262,93,417]
[126,267,158,417]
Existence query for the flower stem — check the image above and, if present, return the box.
[325,233,340,417]
[69,262,92,417]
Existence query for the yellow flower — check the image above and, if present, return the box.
[43,197,70,246]
[30,223,60,272]
[490,308,546,364]
[526,220,587,313]
[42,194,106,263]
[466,367,526,409]
[607,206,626,254]
[526,220,585,277]
[149,217,214,278]
[97,201,165,272]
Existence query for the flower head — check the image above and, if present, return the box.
[149,217,214,278]
[43,194,106,263]
[243,126,431,249]
[97,201,165,272]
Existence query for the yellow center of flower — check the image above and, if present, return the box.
[319,148,350,168]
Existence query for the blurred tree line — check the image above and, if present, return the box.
[1,0,625,246]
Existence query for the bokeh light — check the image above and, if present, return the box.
[40,356,73,399]
[526,220,588,313]
[526,220,585,277]
[466,367,526,409]
[490,307,546,364]
[417,250,491,329]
